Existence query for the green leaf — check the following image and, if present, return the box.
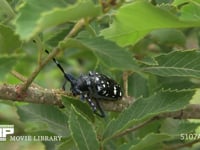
[128,73,149,98]
[100,1,200,46]
[178,1,200,21]
[17,104,68,136]
[118,143,137,150]
[0,24,21,53]
[118,133,170,150]
[150,29,186,46]
[130,133,171,150]
[172,0,188,6]
[0,54,23,80]
[134,119,161,139]
[56,138,76,150]
[46,25,73,47]
[138,56,158,66]
[62,96,95,122]
[14,0,101,40]
[156,77,196,91]
[38,1,101,32]
[60,37,138,70]
[69,106,99,150]
[0,0,15,22]
[103,90,194,139]
[160,118,200,135]
[14,0,66,40]
[143,50,200,78]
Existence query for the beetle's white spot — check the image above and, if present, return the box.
[95,77,99,81]
[97,85,102,91]
[101,80,104,84]
[112,95,115,97]
[86,80,91,85]
[114,89,117,95]
[105,93,109,96]
[114,86,117,90]
[103,84,106,88]
[119,91,122,96]
[102,90,107,94]
[107,81,109,85]
[89,71,93,76]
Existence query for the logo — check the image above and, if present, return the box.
[0,124,62,142]
[0,125,14,141]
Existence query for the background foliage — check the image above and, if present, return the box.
[1,0,200,149]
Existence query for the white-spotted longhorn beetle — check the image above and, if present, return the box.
[46,50,122,117]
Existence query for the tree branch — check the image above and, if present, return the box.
[1,83,200,120]
[0,83,63,107]
[0,84,200,119]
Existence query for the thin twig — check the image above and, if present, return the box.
[11,70,42,89]
[64,18,85,40]
[19,48,60,94]
[19,19,86,94]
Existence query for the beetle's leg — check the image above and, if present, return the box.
[82,94,105,117]
[80,93,87,101]
[87,98,105,117]
[71,87,82,96]
[86,87,105,117]
[62,77,67,90]
[82,94,96,110]
[95,100,105,117]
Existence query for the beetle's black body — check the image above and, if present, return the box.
[46,50,122,117]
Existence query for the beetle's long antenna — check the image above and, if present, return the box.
[45,50,66,75]
[45,50,76,89]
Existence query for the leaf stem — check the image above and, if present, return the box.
[112,117,156,139]
[33,36,44,65]
[123,71,132,97]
